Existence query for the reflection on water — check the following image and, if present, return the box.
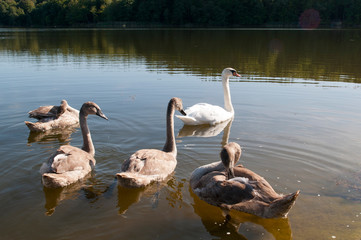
[44,174,118,216]
[43,174,90,216]
[27,127,77,145]
[190,188,292,240]
[117,176,185,214]
[178,118,231,137]
[178,119,233,148]
[1,29,361,82]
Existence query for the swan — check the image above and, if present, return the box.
[116,97,186,188]
[190,142,300,218]
[176,68,240,125]
[25,100,80,132]
[40,101,108,188]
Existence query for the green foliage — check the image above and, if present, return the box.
[0,0,361,27]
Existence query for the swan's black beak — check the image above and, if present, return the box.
[97,110,108,120]
[179,109,187,116]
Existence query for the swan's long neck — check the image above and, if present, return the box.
[80,110,95,156]
[222,75,234,113]
[162,101,176,156]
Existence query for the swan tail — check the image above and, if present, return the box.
[116,172,158,188]
[25,121,39,131]
[175,115,198,125]
[25,121,50,132]
[266,190,300,218]
[42,170,88,188]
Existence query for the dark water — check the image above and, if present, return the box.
[0,29,360,240]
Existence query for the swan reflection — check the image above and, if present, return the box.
[190,188,293,240]
[117,177,185,214]
[27,127,77,145]
[42,174,91,216]
[42,174,116,216]
[178,119,233,146]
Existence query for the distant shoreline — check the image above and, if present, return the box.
[1,21,359,30]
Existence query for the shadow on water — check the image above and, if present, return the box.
[190,188,293,240]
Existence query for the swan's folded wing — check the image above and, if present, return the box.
[50,146,95,174]
[29,105,59,119]
[194,172,255,206]
[177,103,232,125]
[175,115,198,125]
[121,149,176,176]
[121,151,146,173]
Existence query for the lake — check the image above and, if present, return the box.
[0,28,360,240]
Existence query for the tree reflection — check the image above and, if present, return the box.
[1,30,361,82]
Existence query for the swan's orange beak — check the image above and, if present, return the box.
[233,72,241,77]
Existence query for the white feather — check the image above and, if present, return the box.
[229,177,249,184]
[176,103,233,125]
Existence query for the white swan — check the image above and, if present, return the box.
[116,97,186,188]
[25,100,80,132]
[40,102,108,188]
[176,68,240,125]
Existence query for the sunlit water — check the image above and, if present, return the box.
[0,29,360,240]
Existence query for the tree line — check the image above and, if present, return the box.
[1,0,361,28]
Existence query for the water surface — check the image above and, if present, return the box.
[0,29,360,240]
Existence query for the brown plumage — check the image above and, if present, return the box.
[28,100,68,120]
[40,101,108,188]
[190,142,300,218]
[25,100,80,132]
[117,97,186,188]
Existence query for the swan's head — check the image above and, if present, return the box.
[56,100,69,118]
[220,142,242,179]
[80,101,108,120]
[60,100,68,107]
[170,97,186,116]
[222,68,241,79]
